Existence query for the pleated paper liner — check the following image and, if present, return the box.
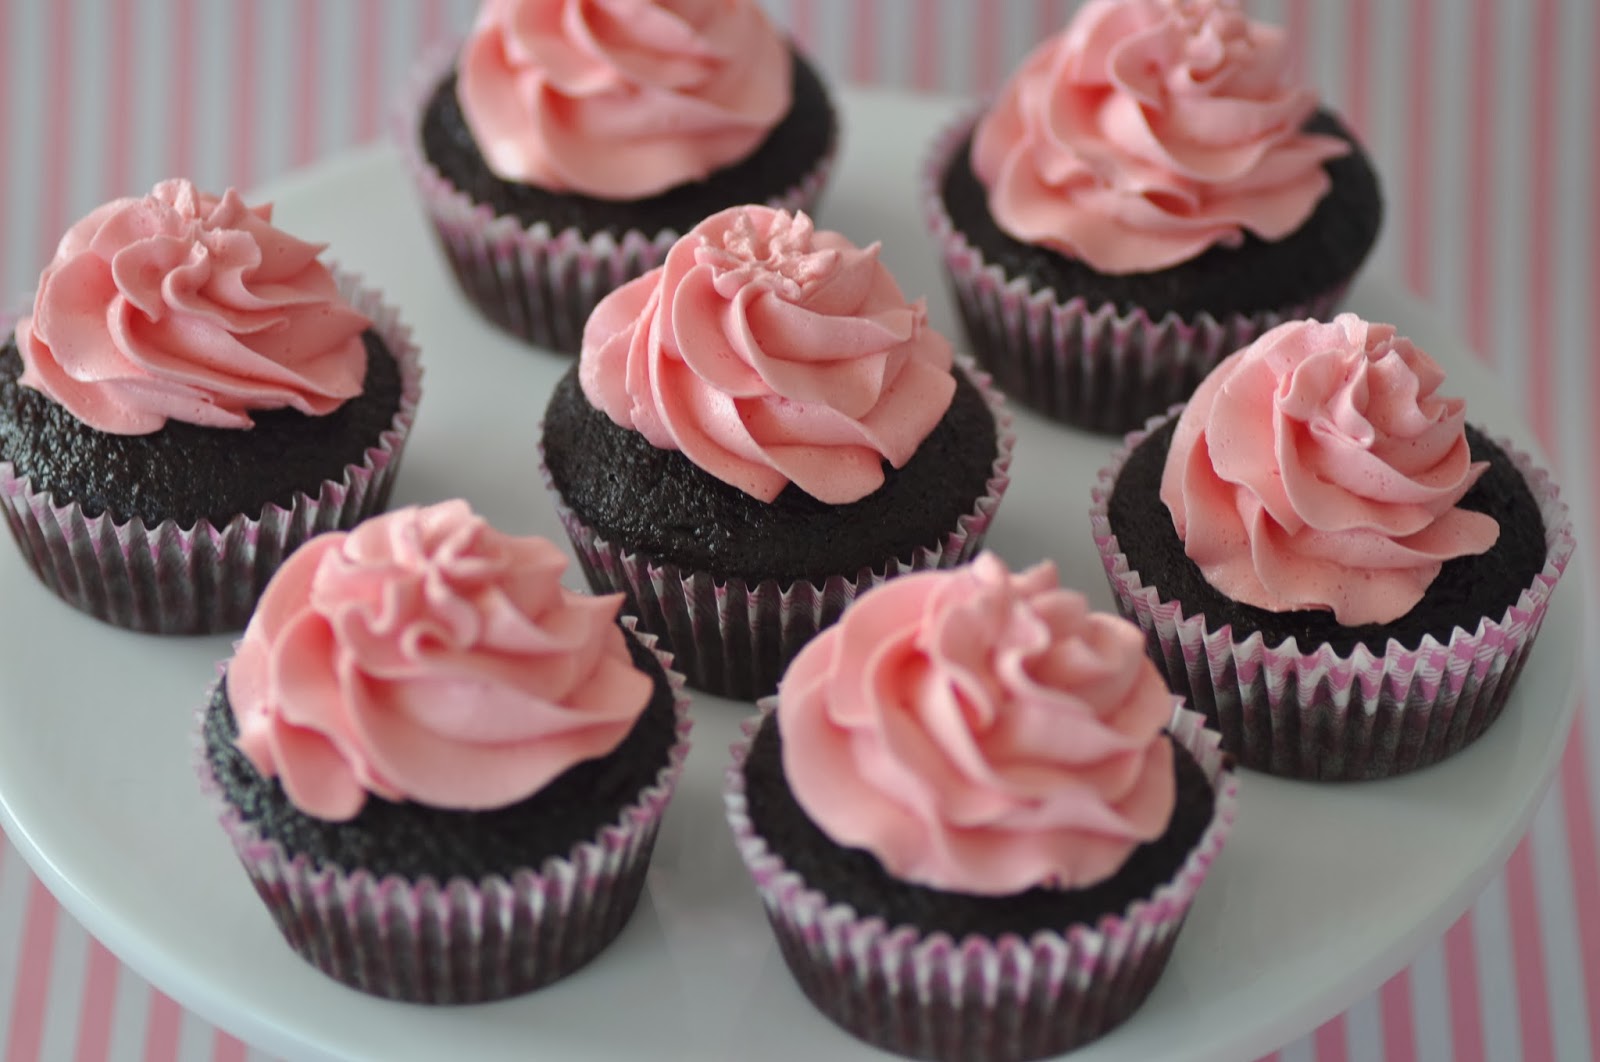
[539,360,1015,701]
[725,703,1239,1062]
[1090,416,1575,781]
[397,43,838,356]
[196,618,691,1005]
[922,110,1348,436]
[0,273,422,635]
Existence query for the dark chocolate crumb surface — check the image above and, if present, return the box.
[0,330,403,530]
[203,630,678,883]
[741,713,1217,940]
[419,48,837,240]
[540,365,999,585]
[939,110,1384,320]
[1107,419,1548,654]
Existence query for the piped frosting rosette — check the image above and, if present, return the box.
[922,0,1361,433]
[0,180,422,634]
[196,501,692,1003]
[398,0,837,355]
[541,205,1014,700]
[1090,315,1574,779]
[725,556,1238,1060]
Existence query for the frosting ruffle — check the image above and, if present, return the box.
[227,500,654,820]
[1160,313,1500,626]
[16,179,369,435]
[776,553,1175,896]
[457,0,792,199]
[580,205,956,504]
[971,0,1350,274]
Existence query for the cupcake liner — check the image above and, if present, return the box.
[195,618,692,1004]
[1090,417,1576,781]
[725,703,1239,1062]
[538,360,1015,701]
[0,273,422,635]
[922,111,1348,435]
[397,43,838,356]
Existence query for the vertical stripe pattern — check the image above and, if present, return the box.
[71,942,120,1062]
[0,1,1596,1059]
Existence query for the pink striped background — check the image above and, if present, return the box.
[0,1,1596,1058]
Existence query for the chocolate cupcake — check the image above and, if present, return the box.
[924,0,1382,433]
[401,0,838,354]
[727,555,1239,1061]
[540,205,1014,700]
[0,179,421,634]
[197,500,691,1003]
[1092,315,1574,779]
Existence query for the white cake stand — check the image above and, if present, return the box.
[0,90,1582,1062]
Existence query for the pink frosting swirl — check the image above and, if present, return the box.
[227,500,655,821]
[457,0,792,199]
[580,205,956,504]
[1160,314,1500,627]
[777,554,1176,896]
[971,0,1351,274]
[15,179,368,435]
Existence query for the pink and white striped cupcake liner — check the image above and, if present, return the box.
[538,360,1015,702]
[396,44,838,356]
[922,111,1348,436]
[725,703,1239,1062]
[196,619,691,1005]
[0,273,422,635]
[1090,416,1575,781]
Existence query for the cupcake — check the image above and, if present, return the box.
[197,500,691,1003]
[1092,314,1574,780]
[540,204,1014,700]
[925,0,1382,433]
[0,179,421,634]
[403,0,839,355]
[726,555,1239,1061]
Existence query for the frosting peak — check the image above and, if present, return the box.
[700,209,840,301]
[456,0,793,199]
[971,0,1350,274]
[580,205,956,504]
[16,179,368,435]
[777,554,1177,896]
[227,501,654,821]
[1160,314,1500,626]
